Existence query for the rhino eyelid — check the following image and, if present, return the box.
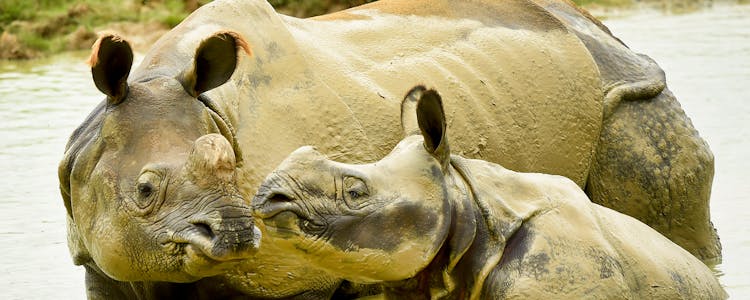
[131,170,166,212]
[342,176,369,209]
[140,167,167,177]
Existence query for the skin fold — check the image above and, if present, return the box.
[252,87,726,299]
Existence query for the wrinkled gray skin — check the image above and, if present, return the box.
[252,88,726,299]
[60,0,717,298]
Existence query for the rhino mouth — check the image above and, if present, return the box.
[158,223,261,263]
[254,195,326,234]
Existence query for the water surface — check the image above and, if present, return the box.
[0,53,94,299]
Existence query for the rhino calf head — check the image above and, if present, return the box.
[60,32,260,282]
[252,87,453,283]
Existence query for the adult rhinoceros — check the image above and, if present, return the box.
[59,0,718,298]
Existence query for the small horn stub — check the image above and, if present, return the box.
[186,134,236,187]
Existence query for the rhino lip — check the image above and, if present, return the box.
[158,225,261,262]
[253,196,314,220]
[252,182,326,232]
[254,200,300,219]
[161,240,188,256]
[253,201,325,232]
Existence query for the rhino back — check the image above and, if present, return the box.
[474,170,725,298]
[283,0,603,186]
[447,158,723,298]
[472,177,726,298]
[588,205,726,298]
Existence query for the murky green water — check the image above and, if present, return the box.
[0,4,747,298]
[0,53,94,298]
[0,53,92,299]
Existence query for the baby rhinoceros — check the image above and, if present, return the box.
[252,86,726,299]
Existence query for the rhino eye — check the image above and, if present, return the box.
[343,176,368,209]
[138,182,153,198]
[133,171,162,211]
[348,190,362,199]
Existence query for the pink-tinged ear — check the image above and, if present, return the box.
[88,33,133,104]
[416,88,450,168]
[180,31,252,97]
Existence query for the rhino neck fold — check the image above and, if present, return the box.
[384,157,527,299]
[438,157,526,300]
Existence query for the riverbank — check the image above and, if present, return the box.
[0,0,197,59]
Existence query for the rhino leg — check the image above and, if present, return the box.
[84,265,249,300]
[587,88,720,261]
[84,265,135,300]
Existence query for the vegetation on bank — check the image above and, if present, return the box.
[0,0,203,59]
[1,0,626,60]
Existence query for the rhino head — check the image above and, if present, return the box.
[252,87,454,283]
[59,32,260,282]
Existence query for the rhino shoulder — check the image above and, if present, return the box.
[451,156,587,215]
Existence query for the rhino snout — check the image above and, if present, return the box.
[179,209,261,261]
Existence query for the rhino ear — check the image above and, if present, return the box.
[180,31,251,97]
[88,33,133,105]
[401,85,427,137]
[416,88,450,168]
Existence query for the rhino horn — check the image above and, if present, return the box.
[186,134,236,187]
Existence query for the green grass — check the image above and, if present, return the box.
[0,0,36,25]
[0,0,194,58]
[16,30,52,51]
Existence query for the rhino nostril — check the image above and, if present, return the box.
[267,192,293,203]
[191,221,215,239]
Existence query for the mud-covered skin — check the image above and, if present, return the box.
[253,88,726,299]
[586,90,718,260]
[63,0,715,298]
